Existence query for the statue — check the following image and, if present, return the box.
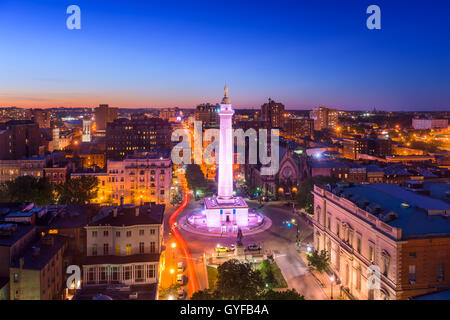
[236,228,243,247]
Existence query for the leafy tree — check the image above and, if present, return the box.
[215,259,265,300]
[296,176,339,214]
[259,260,276,288]
[1,176,55,205]
[185,164,208,199]
[56,176,99,204]
[307,249,330,273]
[190,289,216,300]
[260,289,304,300]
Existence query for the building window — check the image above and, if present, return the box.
[123,266,131,281]
[103,231,109,237]
[139,230,144,236]
[88,268,95,284]
[14,273,19,283]
[336,223,340,237]
[139,242,145,254]
[356,237,361,254]
[126,231,132,237]
[92,244,97,256]
[92,231,98,238]
[150,242,156,253]
[409,265,416,284]
[136,265,144,282]
[369,246,374,262]
[116,244,120,255]
[126,244,132,255]
[356,266,362,291]
[116,231,121,237]
[437,264,445,282]
[147,265,155,278]
[409,252,416,258]
[103,243,109,255]
[327,217,331,230]
[150,229,155,235]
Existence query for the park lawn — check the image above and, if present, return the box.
[271,262,288,288]
[207,266,218,289]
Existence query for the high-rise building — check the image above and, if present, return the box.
[0,120,41,160]
[30,109,51,128]
[310,106,339,131]
[159,107,181,122]
[82,119,91,142]
[95,104,118,132]
[194,103,219,127]
[106,116,172,160]
[260,98,285,129]
[286,117,314,139]
[412,118,448,130]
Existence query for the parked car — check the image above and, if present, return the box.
[177,262,185,273]
[176,274,185,285]
[247,244,262,251]
[177,288,186,300]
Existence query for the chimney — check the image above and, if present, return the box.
[113,208,118,217]
[135,207,140,217]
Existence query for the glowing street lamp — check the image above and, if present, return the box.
[171,242,177,249]
[330,275,335,300]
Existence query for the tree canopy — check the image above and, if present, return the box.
[0,176,54,205]
[296,175,339,214]
[185,164,208,198]
[56,176,99,204]
[307,249,330,273]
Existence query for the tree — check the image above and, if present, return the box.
[215,259,265,300]
[296,176,339,214]
[307,249,330,273]
[56,176,99,204]
[190,289,216,300]
[1,176,55,205]
[260,289,304,300]
[185,164,208,199]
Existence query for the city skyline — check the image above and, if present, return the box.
[1,0,450,111]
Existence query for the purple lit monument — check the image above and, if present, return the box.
[203,86,249,231]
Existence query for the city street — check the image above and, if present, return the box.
[173,198,328,300]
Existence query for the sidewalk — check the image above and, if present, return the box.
[298,251,342,300]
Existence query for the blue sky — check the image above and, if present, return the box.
[0,0,449,110]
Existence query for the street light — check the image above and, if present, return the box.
[168,295,173,300]
[306,245,312,253]
[171,242,177,249]
[330,275,335,300]
[170,268,175,285]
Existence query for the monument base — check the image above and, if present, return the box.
[204,196,249,228]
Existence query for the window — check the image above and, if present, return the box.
[139,242,145,254]
[126,244,132,255]
[116,231,121,237]
[150,229,155,235]
[150,242,156,253]
[103,243,109,255]
[369,246,374,262]
[327,217,331,230]
[103,231,109,237]
[123,266,131,280]
[147,265,155,278]
[409,252,416,258]
[115,244,121,255]
[336,223,340,237]
[126,231,132,237]
[135,265,144,282]
[14,273,19,283]
[356,237,361,254]
[92,244,98,256]
[92,231,98,238]
[409,265,416,283]
[139,230,144,236]
[356,266,362,291]
[437,264,445,282]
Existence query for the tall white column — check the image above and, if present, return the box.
[217,86,234,202]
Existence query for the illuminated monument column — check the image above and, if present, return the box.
[204,86,248,230]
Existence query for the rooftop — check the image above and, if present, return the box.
[325,182,450,239]
[86,204,165,227]
[0,224,35,247]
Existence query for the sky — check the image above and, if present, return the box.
[0,0,449,110]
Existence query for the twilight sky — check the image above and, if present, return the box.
[0,0,449,110]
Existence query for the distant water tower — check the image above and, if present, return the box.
[82,119,91,142]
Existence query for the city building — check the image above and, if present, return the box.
[159,107,181,122]
[312,182,450,300]
[343,138,392,160]
[194,103,219,128]
[286,117,314,139]
[82,119,91,142]
[30,109,51,128]
[82,203,164,287]
[72,152,172,205]
[310,106,339,131]
[260,98,285,129]
[95,104,118,132]
[0,120,41,160]
[106,116,172,160]
[0,156,47,183]
[412,118,448,130]
[9,235,67,300]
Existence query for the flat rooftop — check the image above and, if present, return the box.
[327,183,450,238]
